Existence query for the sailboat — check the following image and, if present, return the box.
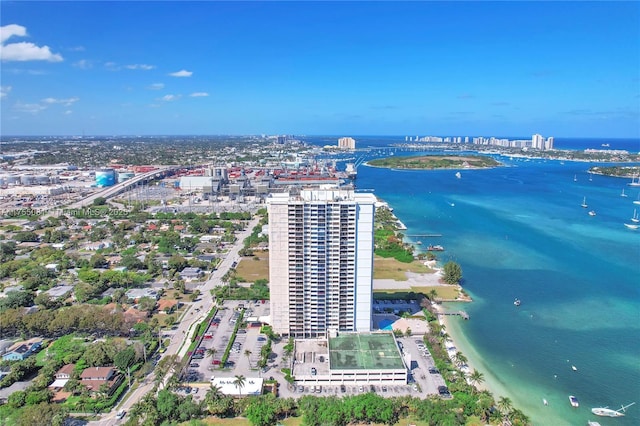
[455,171,461,179]
[581,197,588,208]
[632,209,639,223]
[591,402,636,417]
[624,223,639,230]
[574,174,577,182]
[628,174,640,187]
[621,188,628,197]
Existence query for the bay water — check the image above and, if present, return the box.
[310,136,640,425]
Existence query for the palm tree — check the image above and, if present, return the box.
[497,396,513,417]
[428,289,438,301]
[468,370,485,393]
[453,351,468,367]
[233,374,246,396]
[206,348,217,361]
[244,349,252,368]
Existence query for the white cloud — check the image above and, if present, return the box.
[0,24,63,62]
[125,64,155,70]
[64,110,72,115]
[190,92,209,97]
[13,101,47,114]
[0,24,26,43]
[159,94,180,102]
[169,69,193,77]
[0,85,11,99]
[147,83,165,90]
[73,59,93,69]
[41,97,79,106]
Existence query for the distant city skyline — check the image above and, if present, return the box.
[1,1,638,137]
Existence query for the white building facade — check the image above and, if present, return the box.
[267,189,376,338]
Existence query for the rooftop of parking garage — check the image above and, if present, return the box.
[329,332,404,370]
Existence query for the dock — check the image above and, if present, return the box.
[438,311,469,320]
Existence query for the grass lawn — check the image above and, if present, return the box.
[235,250,269,282]
[197,417,251,426]
[373,256,434,280]
[374,285,461,300]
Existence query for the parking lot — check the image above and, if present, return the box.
[177,299,453,400]
[182,300,271,383]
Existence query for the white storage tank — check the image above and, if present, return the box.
[6,175,21,185]
[36,175,50,185]
[95,169,116,187]
[20,175,35,185]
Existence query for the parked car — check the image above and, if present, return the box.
[311,367,317,375]
[116,410,126,419]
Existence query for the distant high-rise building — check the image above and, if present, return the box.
[267,188,376,338]
[545,137,554,150]
[338,137,356,150]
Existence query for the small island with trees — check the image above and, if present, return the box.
[368,155,501,170]
[588,165,640,178]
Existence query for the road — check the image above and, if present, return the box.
[88,216,261,425]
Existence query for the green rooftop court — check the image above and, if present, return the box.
[329,332,405,370]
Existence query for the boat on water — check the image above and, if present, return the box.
[632,209,639,223]
[624,223,639,230]
[455,171,461,179]
[591,402,635,417]
[602,143,610,147]
[514,298,521,306]
[574,174,577,182]
[587,422,602,426]
[570,395,580,407]
[572,365,578,371]
[427,245,445,251]
[416,241,423,245]
[621,188,628,197]
[543,398,548,406]
[581,197,588,208]
[588,210,596,216]
[628,174,640,187]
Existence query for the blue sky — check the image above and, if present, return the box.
[1,1,638,137]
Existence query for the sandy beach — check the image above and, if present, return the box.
[436,303,511,399]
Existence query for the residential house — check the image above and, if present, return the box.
[125,288,158,302]
[180,267,203,281]
[49,364,75,390]
[79,366,122,395]
[2,338,43,361]
[44,285,74,301]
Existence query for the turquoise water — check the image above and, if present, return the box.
[312,137,640,425]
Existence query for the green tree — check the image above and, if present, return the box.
[497,396,513,416]
[468,370,485,393]
[93,197,107,206]
[245,395,277,426]
[137,296,157,314]
[233,374,246,396]
[89,253,108,269]
[443,261,463,285]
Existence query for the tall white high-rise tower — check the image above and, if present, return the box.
[267,188,376,337]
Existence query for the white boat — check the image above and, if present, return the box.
[624,223,639,230]
[514,298,521,306]
[455,171,461,179]
[572,365,578,371]
[581,197,588,208]
[632,209,639,223]
[588,211,596,216]
[591,402,635,417]
[621,188,628,197]
[570,395,580,407]
[543,398,548,406]
[628,174,640,187]
[574,174,577,182]
[588,422,602,426]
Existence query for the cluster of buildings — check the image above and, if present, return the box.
[405,134,555,150]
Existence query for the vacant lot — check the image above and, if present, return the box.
[373,256,434,280]
[235,250,269,282]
